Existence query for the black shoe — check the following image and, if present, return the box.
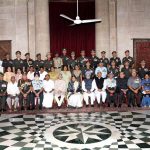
[108,103,110,107]
[21,107,24,110]
[86,105,89,107]
[128,104,131,107]
[91,105,94,107]
[98,103,100,107]
[137,104,141,107]
[118,104,121,108]
[114,104,117,107]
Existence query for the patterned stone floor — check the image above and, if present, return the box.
[0,110,150,150]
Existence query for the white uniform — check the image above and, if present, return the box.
[42,79,54,108]
[82,80,96,105]
[39,71,48,80]
[6,82,20,109]
[95,66,107,78]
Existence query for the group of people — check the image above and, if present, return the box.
[0,48,149,112]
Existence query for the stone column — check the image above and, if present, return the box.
[95,0,110,58]
[35,0,50,59]
[27,0,36,59]
[109,0,117,53]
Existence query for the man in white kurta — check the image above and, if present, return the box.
[42,74,54,108]
[7,76,20,110]
[82,74,96,106]
[54,74,66,107]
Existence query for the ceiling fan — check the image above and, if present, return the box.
[60,0,102,25]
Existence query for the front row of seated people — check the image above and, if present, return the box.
[0,69,150,112]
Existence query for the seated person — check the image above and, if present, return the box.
[67,75,83,108]
[93,71,106,106]
[141,73,150,107]
[18,72,32,110]
[31,72,43,110]
[0,72,7,112]
[127,70,142,107]
[15,68,22,83]
[116,72,128,107]
[27,66,35,81]
[82,73,95,107]
[39,66,48,80]
[103,72,117,107]
[48,66,59,81]
[3,67,15,83]
[42,74,54,108]
[7,76,20,111]
[54,73,66,108]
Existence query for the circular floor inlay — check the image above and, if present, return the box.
[53,123,111,144]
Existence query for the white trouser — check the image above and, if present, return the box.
[95,91,107,103]
[83,92,95,105]
[7,96,19,109]
[55,94,65,107]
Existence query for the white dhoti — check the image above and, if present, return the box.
[7,96,19,109]
[43,92,54,108]
[55,93,65,107]
[83,92,95,105]
[95,91,106,103]
[67,93,83,108]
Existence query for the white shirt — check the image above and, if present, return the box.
[27,71,34,81]
[0,60,3,73]
[95,67,107,78]
[7,82,20,96]
[43,79,54,92]
[39,71,48,80]
[103,78,116,90]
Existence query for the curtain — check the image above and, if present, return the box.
[49,1,95,57]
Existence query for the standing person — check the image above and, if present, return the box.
[42,74,54,108]
[122,50,134,68]
[6,76,20,111]
[54,73,66,108]
[0,72,7,112]
[67,76,83,108]
[108,60,119,78]
[15,68,22,83]
[24,53,34,72]
[93,71,106,106]
[99,51,109,68]
[82,73,95,107]
[53,52,63,73]
[72,65,82,83]
[138,60,149,79]
[13,51,25,72]
[48,66,59,81]
[82,61,94,80]
[103,72,117,107]
[89,49,99,69]
[127,70,142,107]
[34,53,45,71]
[3,67,15,83]
[44,52,54,72]
[27,66,35,81]
[95,62,107,79]
[31,72,43,110]
[61,65,71,89]
[61,48,70,66]
[116,72,128,107]
[39,66,47,81]
[68,51,77,71]
[18,72,32,110]
[141,73,150,107]
[121,60,132,79]
[77,50,88,70]
[110,51,121,67]
[2,53,13,72]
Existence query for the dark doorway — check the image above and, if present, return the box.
[0,40,11,60]
[133,39,150,69]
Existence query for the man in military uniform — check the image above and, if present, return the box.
[53,52,63,72]
[68,51,77,70]
[44,52,54,72]
[61,48,70,66]
[77,50,88,70]
[34,53,45,71]
[2,53,13,72]
[13,51,25,72]
[110,51,121,67]
[122,50,134,68]
[138,60,149,79]
[24,53,34,72]
[99,51,109,68]
[0,72,7,112]
[89,49,99,69]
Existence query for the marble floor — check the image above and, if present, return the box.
[0,110,150,150]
